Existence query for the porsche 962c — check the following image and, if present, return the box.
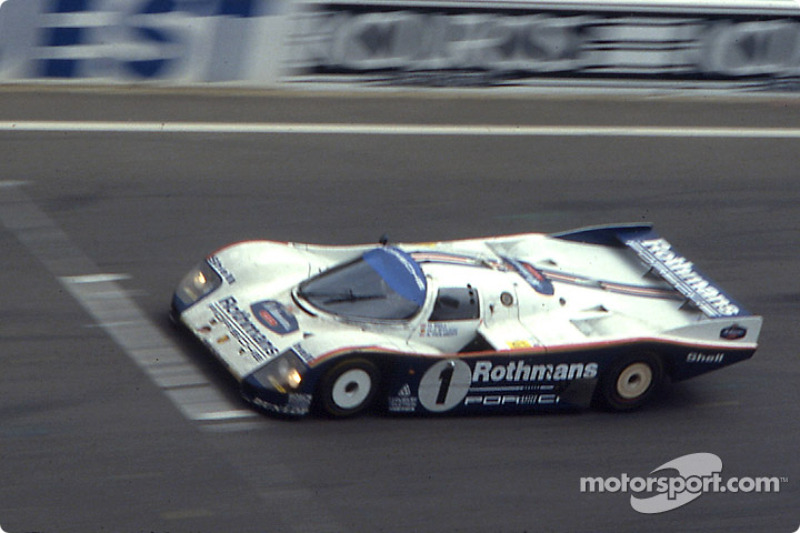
[171,224,761,418]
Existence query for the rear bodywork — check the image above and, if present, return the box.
[171,224,761,417]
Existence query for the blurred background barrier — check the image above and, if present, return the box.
[1,0,799,91]
[0,0,288,84]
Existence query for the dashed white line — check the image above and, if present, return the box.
[62,273,132,284]
[192,410,262,422]
[0,179,356,533]
[2,120,800,138]
[0,180,257,425]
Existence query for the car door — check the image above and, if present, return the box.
[411,285,482,353]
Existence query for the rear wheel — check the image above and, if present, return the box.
[317,359,380,418]
[597,353,663,411]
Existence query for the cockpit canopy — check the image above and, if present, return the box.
[298,247,427,321]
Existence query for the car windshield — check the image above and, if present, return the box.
[298,247,427,321]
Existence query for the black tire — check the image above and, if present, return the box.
[317,358,380,418]
[596,353,663,411]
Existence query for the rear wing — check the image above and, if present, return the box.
[553,224,750,318]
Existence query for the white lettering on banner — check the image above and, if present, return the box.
[630,238,741,317]
[472,360,598,383]
[289,7,800,82]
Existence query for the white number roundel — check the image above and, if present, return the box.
[418,359,472,412]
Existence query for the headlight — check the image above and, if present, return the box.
[172,260,223,312]
[249,351,307,394]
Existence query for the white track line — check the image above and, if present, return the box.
[0,180,350,533]
[2,120,800,138]
[0,180,256,424]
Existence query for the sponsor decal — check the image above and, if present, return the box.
[251,300,299,335]
[720,324,747,340]
[687,352,725,364]
[211,296,280,361]
[418,359,472,412]
[208,255,236,285]
[285,392,313,413]
[464,393,559,407]
[627,237,742,318]
[249,393,313,416]
[420,323,458,338]
[580,453,787,514]
[502,256,555,295]
[507,340,532,349]
[388,383,419,413]
[291,343,316,365]
[471,360,598,383]
[417,359,593,413]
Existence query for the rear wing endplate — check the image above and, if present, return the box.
[553,224,750,318]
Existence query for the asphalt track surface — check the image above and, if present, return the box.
[0,87,798,533]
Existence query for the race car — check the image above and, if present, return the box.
[170,224,762,418]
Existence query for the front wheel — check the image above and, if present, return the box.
[596,353,663,411]
[317,359,380,418]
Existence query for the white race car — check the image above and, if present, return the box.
[171,224,761,418]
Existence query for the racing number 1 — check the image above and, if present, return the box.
[419,359,471,412]
[436,364,455,404]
